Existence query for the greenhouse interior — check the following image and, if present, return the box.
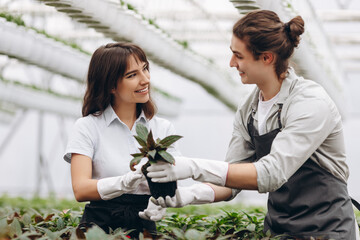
[0,0,360,221]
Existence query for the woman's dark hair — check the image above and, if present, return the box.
[233,10,304,79]
[82,42,156,118]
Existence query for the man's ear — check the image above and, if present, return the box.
[262,52,275,64]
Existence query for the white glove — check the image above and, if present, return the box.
[146,156,229,186]
[151,184,214,208]
[139,198,166,221]
[97,168,145,200]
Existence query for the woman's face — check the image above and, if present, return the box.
[112,55,150,106]
[229,35,266,85]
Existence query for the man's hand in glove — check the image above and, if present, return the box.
[146,156,228,186]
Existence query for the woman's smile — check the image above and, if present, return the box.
[135,86,149,94]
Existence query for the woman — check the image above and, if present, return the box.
[146,10,359,239]
[64,42,178,237]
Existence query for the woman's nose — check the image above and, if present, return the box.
[140,71,150,84]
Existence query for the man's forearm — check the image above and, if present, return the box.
[208,183,233,202]
[226,163,258,190]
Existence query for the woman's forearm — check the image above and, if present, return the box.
[71,178,101,202]
[71,154,102,202]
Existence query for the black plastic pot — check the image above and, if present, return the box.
[142,162,177,199]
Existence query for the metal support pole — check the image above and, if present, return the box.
[0,109,26,157]
[35,111,44,196]
[35,111,55,196]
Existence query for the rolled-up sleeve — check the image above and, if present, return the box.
[225,106,256,198]
[254,98,337,193]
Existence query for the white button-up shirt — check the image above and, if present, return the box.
[226,68,349,194]
[64,105,181,194]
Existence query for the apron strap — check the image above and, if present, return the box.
[351,197,360,211]
[277,104,283,130]
[247,104,283,136]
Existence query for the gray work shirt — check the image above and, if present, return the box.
[225,68,349,194]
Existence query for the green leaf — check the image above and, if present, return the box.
[22,213,32,226]
[185,229,207,240]
[158,150,175,164]
[134,135,147,147]
[19,231,43,239]
[148,159,157,165]
[36,226,57,239]
[131,152,144,158]
[159,135,183,147]
[85,225,108,240]
[29,224,36,232]
[148,149,156,159]
[139,146,149,153]
[246,223,256,232]
[130,155,144,171]
[136,123,149,142]
[147,130,157,149]
[171,228,185,238]
[10,218,22,237]
[0,218,7,229]
[57,217,65,230]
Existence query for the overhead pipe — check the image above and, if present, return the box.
[40,0,243,111]
[0,19,181,117]
[0,80,81,117]
[229,0,260,14]
[0,18,89,82]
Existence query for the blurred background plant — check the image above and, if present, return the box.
[0,195,359,239]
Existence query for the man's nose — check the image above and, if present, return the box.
[229,55,237,68]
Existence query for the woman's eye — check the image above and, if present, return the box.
[127,73,136,78]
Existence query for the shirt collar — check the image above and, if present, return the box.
[250,67,299,111]
[135,110,148,126]
[104,105,149,127]
[276,67,299,104]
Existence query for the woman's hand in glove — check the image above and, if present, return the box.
[151,184,215,208]
[97,167,145,200]
[139,198,166,221]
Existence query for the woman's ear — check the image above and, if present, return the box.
[262,52,274,64]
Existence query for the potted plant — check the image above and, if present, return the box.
[130,123,182,198]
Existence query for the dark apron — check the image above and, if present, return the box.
[78,194,156,238]
[248,104,356,239]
